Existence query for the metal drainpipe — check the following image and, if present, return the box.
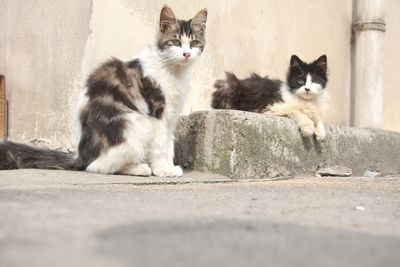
[351,0,386,128]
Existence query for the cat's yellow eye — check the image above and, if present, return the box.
[191,40,200,47]
[172,39,181,46]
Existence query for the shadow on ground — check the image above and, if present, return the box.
[97,218,400,267]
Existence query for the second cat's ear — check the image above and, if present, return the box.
[315,55,328,74]
[191,8,207,35]
[290,55,302,68]
[160,5,177,33]
[290,55,303,75]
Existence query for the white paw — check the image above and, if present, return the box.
[315,129,326,141]
[299,123,315,137]
[152,165,183,177]
[314,122,326,141]
[86,163,100,173]
[128,164,152,176]
[86,162,107,174]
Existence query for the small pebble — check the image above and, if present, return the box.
[364,171,380,177]
[317,166,352,177]
[355,206,366,211]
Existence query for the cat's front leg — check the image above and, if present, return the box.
[314,121,326,141]
[150,123,183,177]
[289,112,315,137]
[167,134,183,175]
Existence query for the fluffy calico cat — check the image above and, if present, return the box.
[212,55,328,140]
[0,6,207,176]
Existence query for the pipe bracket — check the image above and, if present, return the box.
[353,21,386,32]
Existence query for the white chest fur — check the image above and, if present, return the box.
[279,83,329,117]
[139,48,191,126]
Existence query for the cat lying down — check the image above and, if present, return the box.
[212,55,328,140]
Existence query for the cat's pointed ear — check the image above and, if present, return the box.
[160,5,177,33]
[289,55,303,75]
[290,55,302,68]
[191,8,207,35]
[315,55,328,74]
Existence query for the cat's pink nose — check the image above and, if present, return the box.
[183,53,191,59]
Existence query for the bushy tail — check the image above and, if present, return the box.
[0,141,76,170]
[211,72,240,109]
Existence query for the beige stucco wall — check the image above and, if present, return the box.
[0,0,398,150]
[384,0,400,132]
[0,0,92,149]
[90,0,353,125]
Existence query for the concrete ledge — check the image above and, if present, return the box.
[175,110,400,179]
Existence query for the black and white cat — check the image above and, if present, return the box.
[212,55,328,140]
[0,6,207,176]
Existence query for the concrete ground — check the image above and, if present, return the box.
[0,170,399,267]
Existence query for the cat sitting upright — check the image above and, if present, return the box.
[212,55,328,140]
[0,6,207,176]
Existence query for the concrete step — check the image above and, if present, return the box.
[175,110,400,179]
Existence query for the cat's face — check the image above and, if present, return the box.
[157,6,207,66]
[287,55,328,100]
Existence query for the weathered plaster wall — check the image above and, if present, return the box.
[0,0,92,149]
[90,0,353,125]
[384,0,400,132]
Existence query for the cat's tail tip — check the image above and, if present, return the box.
[211,72,238,109]
[0,141,76,171]
[213,72,239,91]
[224,71,239,86]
